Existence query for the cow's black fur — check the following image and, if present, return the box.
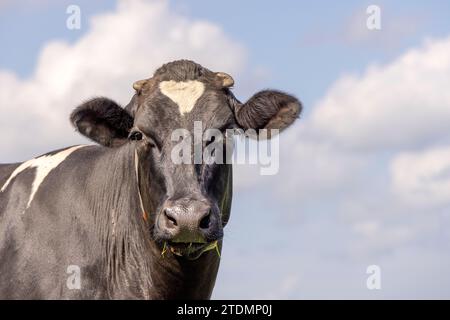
[0,60,301,299]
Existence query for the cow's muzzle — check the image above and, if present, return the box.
[154,197,223,258]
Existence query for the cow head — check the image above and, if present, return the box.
[71,60,301,260]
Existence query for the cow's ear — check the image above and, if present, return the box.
[234,90,302,138]
[70,97,134,147]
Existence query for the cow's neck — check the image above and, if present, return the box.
[145,239,221,299]
[94,145,220,299]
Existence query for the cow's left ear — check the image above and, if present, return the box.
[234,90,302,137]
[70,97,134,147]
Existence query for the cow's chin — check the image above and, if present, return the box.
[167,241,215,261]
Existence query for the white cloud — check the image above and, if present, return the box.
[0,0,246,162]
[390,146,450,206]
[238,37,450,204]
[309,36,450,151]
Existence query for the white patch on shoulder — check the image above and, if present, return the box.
[159,80,205,115]
[1,145,86,210]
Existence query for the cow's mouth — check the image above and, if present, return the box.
[165,241,219,260]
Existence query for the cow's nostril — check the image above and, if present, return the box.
[164,209,178,227]
[199,212,211,230]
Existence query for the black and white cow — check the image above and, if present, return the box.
[0,60,301,299]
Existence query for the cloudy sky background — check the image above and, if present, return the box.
[1,0,450,298]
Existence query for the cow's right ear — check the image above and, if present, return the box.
[70,97,134,147]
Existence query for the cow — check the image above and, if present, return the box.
[0,60,301,299]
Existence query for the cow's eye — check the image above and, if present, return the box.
[129,130,143,141]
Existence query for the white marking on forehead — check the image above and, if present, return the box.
[159,80,205,115]
[1,145,86,211]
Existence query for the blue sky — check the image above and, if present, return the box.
[1,0,450,298]
[3,0,450,105]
